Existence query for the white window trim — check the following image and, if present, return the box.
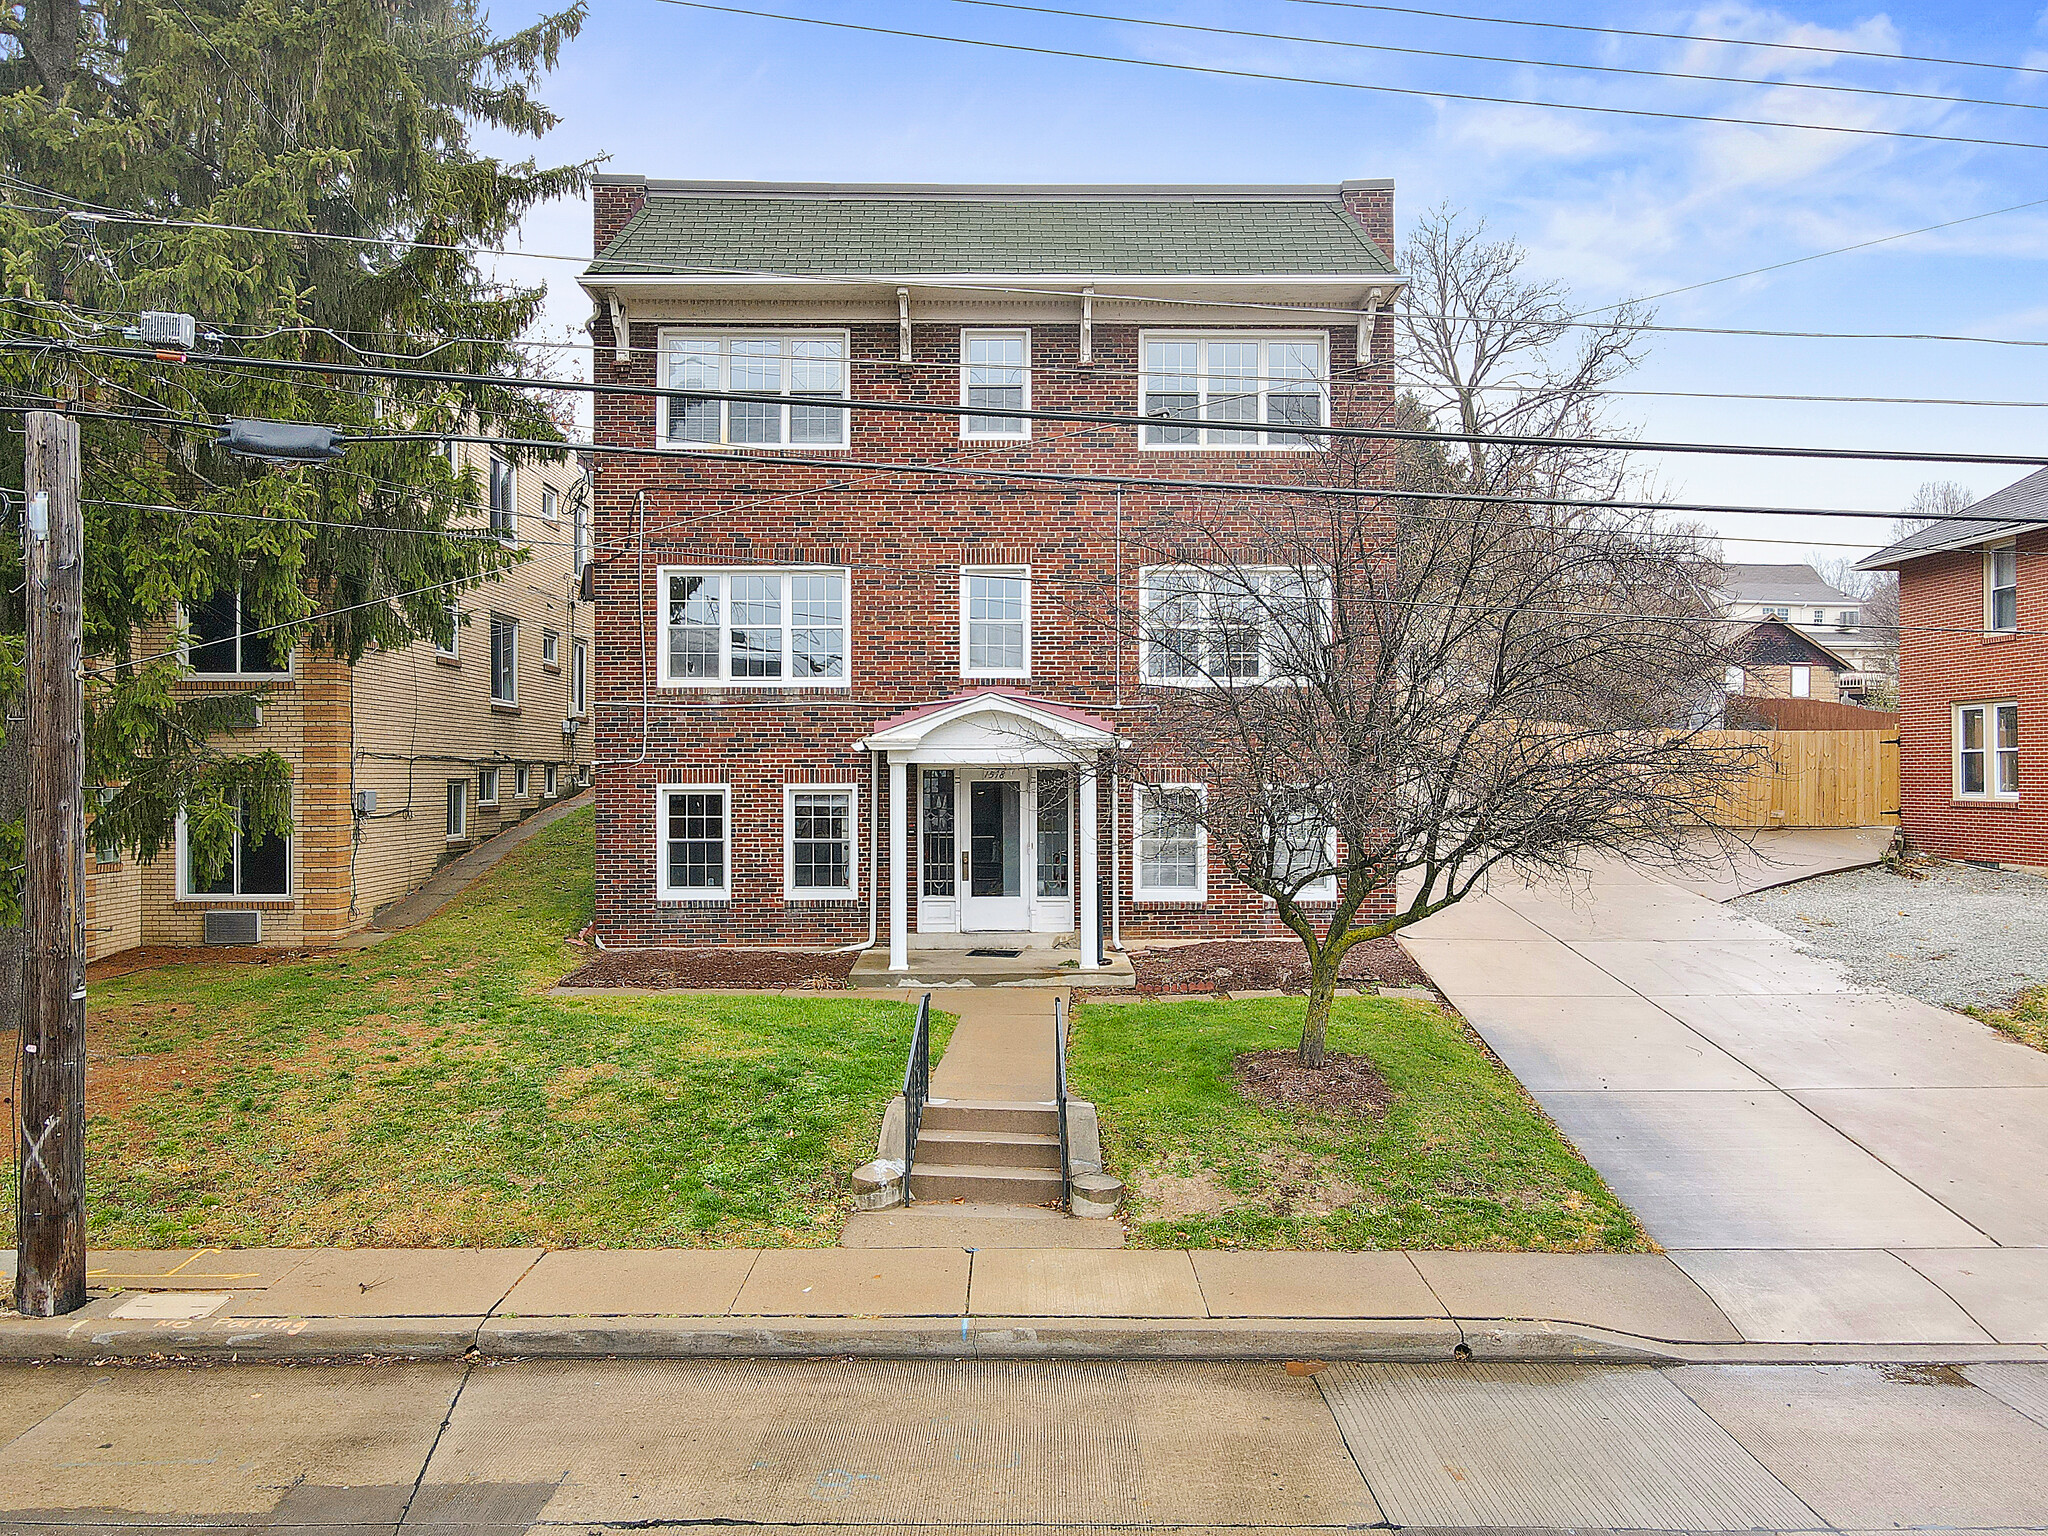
[1132,783,1208,903]
[478,767,500,806]
[488,455,517,544]
[1955,700,2019,802]
[181,586,294,678]
[654,327,852,453]
[1790,665,1811,699]
[1986,541,2019,634]
[1138,330,1328,452]
[570,638,589,715]
[446,779,467,841]
[959,565,1032,680]
[436,603,459,660]
[542,486,559,522]
[657,565,853,690]
[544,764,559,797]
[960,327,1031,441]
[655,781,732,903]
[515,766,531,799]
[542,628,561,668]
[782,782,860,902]
[489,613,519,705]
[174,798,293,903]
[1137,563,1328,687]
[1265,813,1339,906]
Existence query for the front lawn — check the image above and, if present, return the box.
[4,807,942,1249]
[1070,995,1646,1251]
[1971,985,2048,1054]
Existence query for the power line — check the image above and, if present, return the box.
[940,0,2048,115]
[1280,0,2048,80]
[652,0,2048,153]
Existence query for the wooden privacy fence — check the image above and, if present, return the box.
[1701,729,1899,828]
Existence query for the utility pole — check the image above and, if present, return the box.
[16,410,87,1317]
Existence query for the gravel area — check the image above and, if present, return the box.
[558,947,856,990]
[1126,937,1428,995]
[1734,860,2048,1010]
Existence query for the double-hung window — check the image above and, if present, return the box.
[658,784,729,901]
[1270,801,1338,903]
[489,615,518,704]
[1134,785,1206,902]
[542,486,558,522]
[570,638,588,714]
[187,583,288,676]
[961,567,1029,677]
[1141,333,1326,448]
[1139,565,1323,684]
[446,779,467,840]
[660,331,848,448]
[181,790,289,898]
[542,628,560,667]
[1956,702,2019,800]
[436,603,460,659]
[660,567,849,687]
[785,785,857,900]
[1987,543,2019,633]
[489,455,516,541]
[478,766,499,805]
[961,329,1029,439]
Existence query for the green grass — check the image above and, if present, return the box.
[5,807,943,1249]
[1070,995,1646,1252]
[1968,986,2048,1054]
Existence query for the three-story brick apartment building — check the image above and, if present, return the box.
[579,178,1403,970]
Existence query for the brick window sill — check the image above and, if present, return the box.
[1952,797,2021,809]
[491,702,521,715]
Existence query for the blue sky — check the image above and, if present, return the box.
[481,1,2048,565]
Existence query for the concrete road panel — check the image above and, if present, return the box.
[499,1249,758,1317]
[1657,993,2048,1090]
[1401,895,1553,941]
[238,1247,541,1317]
[1962,1363,2048,1432]
[1669,1362,2048,1530]
[731,1248,969,1316]
[1671,1249,1993,1344]
[1406,1252,1739,1343]
[1899,1247,2048,1344]
[1569,939,1854,998]
[1318,1361,1818,1530]
[1397,940,1633,997]
[1456,994,1766,1092]
[1190,1251,1445,1319]
[970,1249,1206,1317]
[0,1367,95,1449]
[1540,1090,1990,1249]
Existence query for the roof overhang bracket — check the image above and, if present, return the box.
[606,292,631,365]
[1080,286,1094,364]
[897,287,912,363]
[1358,285,1390,364]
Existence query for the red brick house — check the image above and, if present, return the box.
[578,178,1403,970]
[1860,468,2045,871]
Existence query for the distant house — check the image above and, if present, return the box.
[1859,467,2043,872]
[1721,617,1852,706]
[1713,561,1891,700]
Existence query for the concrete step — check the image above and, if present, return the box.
[907,1162,1065,1205]
[922,1099,1058,1134]
[914,1127,1062,1170]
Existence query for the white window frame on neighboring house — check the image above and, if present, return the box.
[436,603,459,659]
[1987,542,2019,633]
[1724,665,1746,694]
[488,455,517,542]
[1790,665,1811,699]
[656,329,850,450]
[1955,701,2019,801]
[1137,564,1327,686]
[655,782,731,902]
[542,628,561,668]
[960,328,1030,440]
[175,791,292,901]
[658,566,851,688]
[1139,331,1327,449]
[489,614,518,705]
[1268,802,1339,905]
[783,783,859,902]
[570,638,589,715]
[542,486,558,522]
[1132,784,1208,903]
[544,763,558,798]
[446,779,467,840]
[478,766,499,806]
[183,583,292,677]
[959,566,1031,678]
[515,765,531,799]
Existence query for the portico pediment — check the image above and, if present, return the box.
[855,688,1120,764]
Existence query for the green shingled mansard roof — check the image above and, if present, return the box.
[587,185,1396,279]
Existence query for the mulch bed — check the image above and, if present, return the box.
[1129,937,1428,996]
[1235,1048,1396,1118]
[557,947,857,990]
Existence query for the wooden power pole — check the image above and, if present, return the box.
[16,410,87,1317]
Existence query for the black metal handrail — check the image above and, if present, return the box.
[1054,995,1072,1210]
[902,991,931,1205]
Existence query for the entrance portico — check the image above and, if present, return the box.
[856,689,1120,972]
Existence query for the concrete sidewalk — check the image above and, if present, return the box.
[3,1242,2044,1365]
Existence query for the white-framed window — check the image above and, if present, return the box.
[515,765,531,799]
[570,638,588,715]
[1956,701,2019,800]
[542,628,561,667]
[1987,543,2019,633]
[1139,565,1325,684]
[1270,802,1338,904]
[960,566,1029,677]
[1133,784,1207,902]
[542,486,559,522]
[656,783,730,901]
[185,583,289,676]
[1790,665,1811,699]
[658,330,849,449]
[92,792,120,866]
[1140,332,1326,449]
[544,763,558,797]
[490,615,518,704]
[446,779,466,840]
[784,784,858,901]
[1037,769,1071,900]
[436,603,459,659]
[178,791,290,900]
[1839,609,1859,630]
[1764,606,1790,620]
[478,766,499,805]
[961,329,1029,439]
[488,455,516,541]
[660,567,849,687]
[1811,609,1825,625]
[1724,665,1746,695]
[573,485,591,575]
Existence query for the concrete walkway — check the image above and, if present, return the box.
[1400,828,2048,1346]
[358,790,593,936]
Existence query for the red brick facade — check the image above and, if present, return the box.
[585,184,1400,949]
[1895,530,2046,869]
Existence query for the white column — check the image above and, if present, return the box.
[1078,764,1099,969]
[888,756,909,971]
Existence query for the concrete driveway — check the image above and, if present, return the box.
[1402,830,2048,1341]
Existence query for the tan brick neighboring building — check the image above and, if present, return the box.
[85,440,594,959]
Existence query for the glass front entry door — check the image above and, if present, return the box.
[959,773,1029,930]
